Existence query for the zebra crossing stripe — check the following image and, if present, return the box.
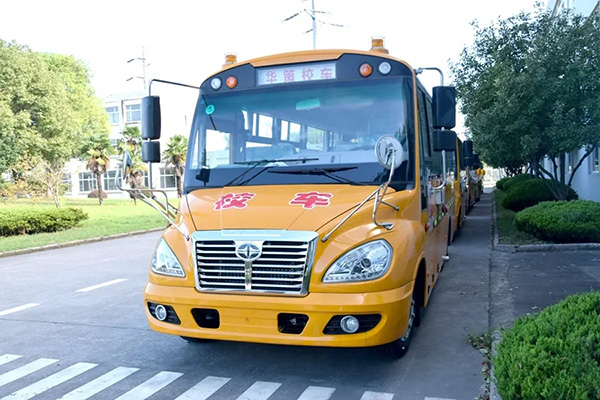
[57,367,139,400]
[174,376,231,400]
[114,371,183,400]
[0,358,58,388]
[0,362,97,400]
[297,385,336,400]
[0,355,21,367]
[236,381,282,400]
[360,391,394,400]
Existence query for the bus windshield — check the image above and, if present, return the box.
[185,77,414,192]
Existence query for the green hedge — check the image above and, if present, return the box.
[494,292,600,400]
[502,174,532,191]
[0,207,88,237]
[496,177,512,190]
[502,179,578,212]
[515,200,600,243]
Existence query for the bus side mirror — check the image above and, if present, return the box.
[432,86,456,129]
[432,130,457,152]
[142,141,161,163]
[464,139,474,158]
[142,96,161,140]
[473,153,481,169]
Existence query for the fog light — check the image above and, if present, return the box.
[340,315,360,333]
[155,304,167,321]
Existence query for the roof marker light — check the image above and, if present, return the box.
[378,62,392,75]
[226,76,238,89]
[359,63,373,77]
[210,78,222,90]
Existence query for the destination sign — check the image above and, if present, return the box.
[257,62,336,86]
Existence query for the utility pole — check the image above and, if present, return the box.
[282,1,344,50]
[126,46,149,92]
[311,0,316,50]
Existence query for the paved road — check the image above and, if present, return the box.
[0,197,492,400]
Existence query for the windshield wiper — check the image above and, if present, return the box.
[223,157,319,187]
[268,166,364,185]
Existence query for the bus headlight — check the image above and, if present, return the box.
[323,240,392,283]
[151,239,186,278]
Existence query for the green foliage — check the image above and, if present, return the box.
[0,207,88,236]
[494,292,600,400]
[496,177,512,190]
[0,40,109,175]
[117,126,146,191]
[452,9,600,196]
[502,174,532,192]
[514,200,600,243]
[502,179,578,212]
[82,133,115,205]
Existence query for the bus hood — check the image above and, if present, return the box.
[185,184,381,232]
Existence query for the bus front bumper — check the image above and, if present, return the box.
[144,281,413,347]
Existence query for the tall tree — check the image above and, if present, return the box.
[163,135,188,198]
[0,40,109,200]
[82,133,115,205]
[452,8,600,199]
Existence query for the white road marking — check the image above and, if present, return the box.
[174,376,231,400]
[297,385,336,400]
[0,355,21,367]
[424,398,456,400]
[57,367,139,400]
[360,391,394,400]
[0,304,40,317]
[0,358,58,387]
[75,279,127,293]
[114,371,183,400]
[236,381,282,400]
[0,362,97,400]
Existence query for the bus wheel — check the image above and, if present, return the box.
[447,220,453,246]
[180,336,209,344]
[376,290,418,359]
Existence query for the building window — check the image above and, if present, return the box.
[62,174,72,193]
[160,167,176,189]
[105,106,119,124]
[79,172,97,193]
[592,147,600,173]
[103,170,118,191]
[126,104,141,123]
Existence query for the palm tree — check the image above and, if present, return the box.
[83,133,115,205]
[117,126,146,204]
[163,135,188,198]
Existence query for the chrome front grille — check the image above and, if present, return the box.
[193,231,318,295]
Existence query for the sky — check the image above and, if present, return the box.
[0,0,541,136]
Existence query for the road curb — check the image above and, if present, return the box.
[489,330,502,400]
[0,227,165,258]
[491,190,600,253]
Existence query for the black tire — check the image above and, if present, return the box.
[447,219,453,246]
[180,336,209,344]
[376,289,419,359]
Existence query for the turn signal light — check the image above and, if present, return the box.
[359,63,373,77]
[226,76,238,89]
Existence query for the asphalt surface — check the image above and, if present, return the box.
[0,197,494,400]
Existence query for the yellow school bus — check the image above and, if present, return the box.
[127,39,459,358]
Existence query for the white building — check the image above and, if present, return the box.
[542,0,600,201]
[63,91,195,199]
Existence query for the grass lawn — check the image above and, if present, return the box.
[0,197,173,252]
[494,190,546,245]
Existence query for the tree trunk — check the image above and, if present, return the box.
[176,171,182,198]
[96,173,104,205]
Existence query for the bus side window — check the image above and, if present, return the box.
[425,95,443,178]
[417,89,431,210]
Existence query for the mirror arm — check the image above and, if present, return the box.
[116,171,190,241]
[431,149,447,191]
[372,148,399,230]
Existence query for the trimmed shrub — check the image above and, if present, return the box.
[515,200,600,243]
[502,174,532,192]
[494,292,600,400]
[0,207,88,237]
[87,189,107,199]
[496,177,511,190]
[502,179,578,212]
